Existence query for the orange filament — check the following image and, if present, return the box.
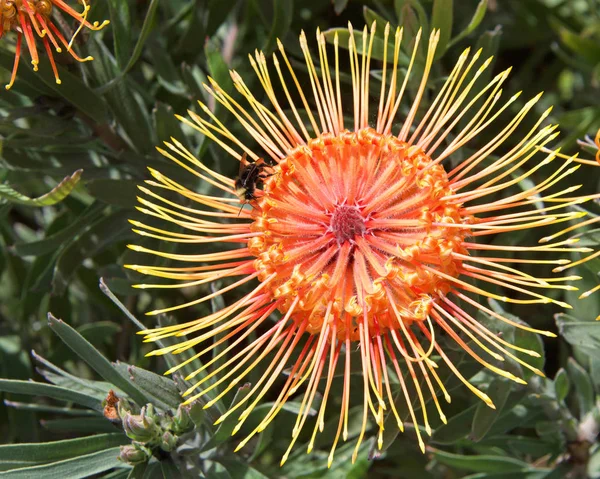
[0,0,109,89]
[127,22,599,466]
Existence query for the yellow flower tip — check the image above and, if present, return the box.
[232,422,243,436]
[444,393,452,403]
[182,397,194,406]
[512,376,528,385]
[378,436,383,450]
[425,424,432,436]
[343,430,348,442]
[126,244,144,252]
[307,443,314,454]
[595,315,600,321]
[397,420,404,432]
[280,452,290,467]
[351,450,358,464]
[146,310,160,316]
[327,454,334,469]
[418,438,426,454]
[299,30,308,47]
[55,78,62,86]
[580,291,594,299]
[234,441,247,453]
[132,284,147,289]
[440,413,447,425]
[541,330,558,338]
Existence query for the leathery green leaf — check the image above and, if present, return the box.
[47,314,151,407]
[0,170,82,207]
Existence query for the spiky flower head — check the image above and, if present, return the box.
[0,0,109,89]
[127,23,598,465]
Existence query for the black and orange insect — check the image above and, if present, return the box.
[234,153,272,203]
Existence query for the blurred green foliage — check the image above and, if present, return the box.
[1,0,600,478]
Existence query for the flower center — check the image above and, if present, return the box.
[248,128,471,338]
[330,204,366,244]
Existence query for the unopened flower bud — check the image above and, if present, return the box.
[160,431,178,452]
[117,397,135,419]
[172,405,193,435]
[122,405,161,444]
[118,444,151,466]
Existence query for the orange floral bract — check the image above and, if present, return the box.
[128,23,598,465]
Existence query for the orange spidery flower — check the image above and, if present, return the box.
[127,23,598,465]
[0,0,109,90]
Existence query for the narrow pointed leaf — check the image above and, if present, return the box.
[0,170,82,207]
[47,314,150,407]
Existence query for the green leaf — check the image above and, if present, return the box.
[216,458,271,479]
[0,52,109,123]
[556,313,600,354]
[0,170,82,207]
[263,0,294,53]
[432,449,529,473]
[41,417,119,434]
[470,377,513,442]
[85,179,139,208]
[205,40,234,94]
[0,433,127,472]
[126,463,147,479]
[395,0,429,43]
[471,25,502,85]
[3,400,98,417]
[47,314,150,407]
[448,0,487,47]
[334,0,349,15]
[363,7,391,29]
[200,383,252,452]
[99,0,160,92]
[432,403,478,445]
[126,365,182,410]
[0,447,125,478]
[107,0,132,69]
[52,210,134,295]
[430,0,453,58]
[153,103,190,150]
[0,379,102,412]
[554,368,570,402]
[11,202,105,257]
[566,357,594,417]
[555,25,600,65]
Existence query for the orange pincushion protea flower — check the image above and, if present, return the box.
[127,23,598,464]
[0,0,109,89]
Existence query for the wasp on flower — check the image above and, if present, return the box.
[0,0,109,89]
[126,22,599,465]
